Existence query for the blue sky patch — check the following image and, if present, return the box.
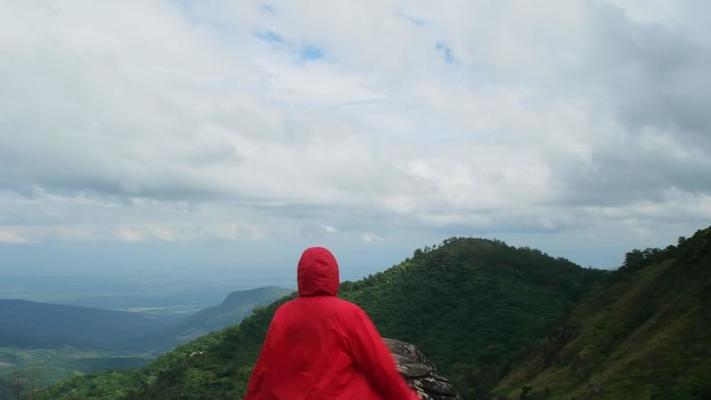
[255,30,284,44]
[436,41,455,64]
[261,4,276,14]
[396,11,426,27]
[300,45,325,61]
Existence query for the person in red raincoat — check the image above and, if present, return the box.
[245,247,420,400]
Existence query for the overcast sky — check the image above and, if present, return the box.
[1,0,710,284]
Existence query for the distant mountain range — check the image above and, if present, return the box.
[0,285,290,399]
[0,299,165,351]
[143,286,292,351]
[0,286,290,354]
[171,285,292,340]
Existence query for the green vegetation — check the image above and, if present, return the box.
[494,227,711,400]
[31,307,285,400]
[0,286,289,399]
[0,346,150,398]
[18,229,711,399]
[34,237,608,399]
[340,239,608,398]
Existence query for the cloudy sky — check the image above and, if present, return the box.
[1,0,710,284]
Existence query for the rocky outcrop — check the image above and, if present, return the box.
[385,338,464,400]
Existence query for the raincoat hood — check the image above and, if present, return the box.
[297,247,339,297]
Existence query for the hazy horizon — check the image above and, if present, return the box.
[0,225,700,310]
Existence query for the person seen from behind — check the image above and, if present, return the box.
[245,246,421,400]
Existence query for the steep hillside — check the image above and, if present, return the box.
[147,286,292,351]
[494,227,711,400]
[35,238,608,399]
[0,300,165,351]
[340,239,607,396]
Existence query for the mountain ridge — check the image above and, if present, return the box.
[493,227,711,400]
[34,237,610,399]
[143,285,292,351]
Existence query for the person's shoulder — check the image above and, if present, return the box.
[272,297,300,315]
[274,296,365,316]
[331,297,367,315]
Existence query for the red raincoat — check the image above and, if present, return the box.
[245,247,420,400]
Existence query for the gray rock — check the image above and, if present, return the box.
[385,338,464,400]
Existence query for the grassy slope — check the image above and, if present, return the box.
[0,347,150,398]
[494,227,711,400]
[35,238,607,400]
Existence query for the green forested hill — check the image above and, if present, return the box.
[340,238,608,397]
[494,227,711,400]
[34,238,607,399]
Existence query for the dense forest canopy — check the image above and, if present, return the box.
[495,227,711,399]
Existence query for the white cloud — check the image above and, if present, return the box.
[0,0,709,267]
[320,225,338,233]
[114,227,146,243]
[0,227,30,244]
[361,232,381,243]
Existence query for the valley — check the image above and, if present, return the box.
[0,286,289,399]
